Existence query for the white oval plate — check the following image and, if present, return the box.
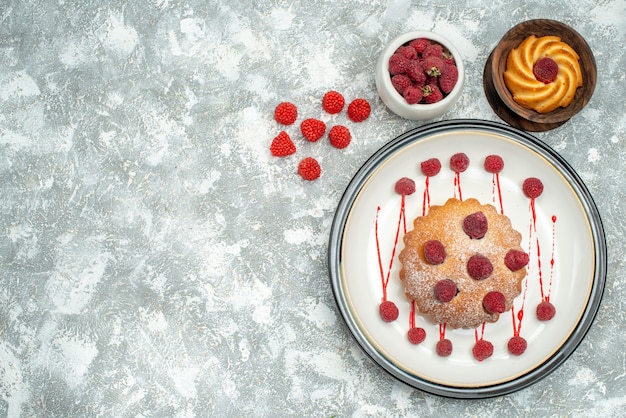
[328,120,606,398]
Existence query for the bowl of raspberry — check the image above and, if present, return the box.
[375,31,465,120]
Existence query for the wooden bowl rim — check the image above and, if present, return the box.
[490,19,597,124]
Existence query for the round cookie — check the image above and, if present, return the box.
[503,35,582,113]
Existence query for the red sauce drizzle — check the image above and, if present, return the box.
[492,173,504,214]
[374,196,408,302]
[511,278,528,337]
[545,215,557,302]
[439,322,447,340]
[422,177,431,216]
[474,322,486,342]
[454,172,463,201]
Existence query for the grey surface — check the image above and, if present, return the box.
[0,1,624,417]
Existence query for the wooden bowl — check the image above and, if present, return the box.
[486,19,596,131]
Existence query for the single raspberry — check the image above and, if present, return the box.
[422,56,445,77]
[484,155,504,173]
[388,53,410,75]
[300,118,326,142]
[407,327,426,344]
[322,90,345,114]
[533,57,559,84]
[505,249,529,272]
[450,152,469,173]
[434,279,457,303]
[463,211,488,239]
[328,125,351,149]
[396,45,417,60]
[467,254,493,280]
[436,339,453,357]
[483,291,506,314]
[423,85,443,104]
[423,240,446,264]
[507,336,528,356]
[409,38,430,54]
[403,85,423,104]
[422,43,444,59]
[421,158,442,177]
[269,131,296,157]
[394,177,416,196]
[297,157,321,181]
[406,60,426,84]
[347,98,371,122]
[379,300,399,322]
[536,301,556,321]
[472,339,494,361]
[274,102,298,125]
[439,63,458,94]
[442,51,456,66]
[391,74,413,95]
[523,177,544,199]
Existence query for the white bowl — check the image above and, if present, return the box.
[375,31,465,120]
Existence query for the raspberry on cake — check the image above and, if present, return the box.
[398,198,528,329]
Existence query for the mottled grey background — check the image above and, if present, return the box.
[0,0,625,416]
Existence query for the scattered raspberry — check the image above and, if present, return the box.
[347,98,371,122]
[421,158,442,177]
[300,118,326,142]
[396,45,417,60]
[533,57,559,84]
[407,327,426,344]
[388,53,411,75]
[536,301,556,321]
[504,249,529,272]
[483,291,506,314]
[463,211,488,239]
[523,177,544,199]
[467,254,493,280]
[328,125,351,149]
[484,155,504,173]
[424,240,446,265]
[269,131,296,157]
[439,63,458,94]
[403,85,424,104]
[434,279,457,302]
[322,90,345,114]
[409,38,430,54]
[274,102,298,125]
[394,177,416,196]
[423,84,444,104]
[507,336,528,356]
[436,338,453,357]
[297,157,321,181]
[472,339,494,361]
[391,74,413,95]
[422,43,444,59]
[450,152,469,173]
[422,56,445,77]
[379,300,399,322]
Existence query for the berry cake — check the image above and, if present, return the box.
[398,198,528,329]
